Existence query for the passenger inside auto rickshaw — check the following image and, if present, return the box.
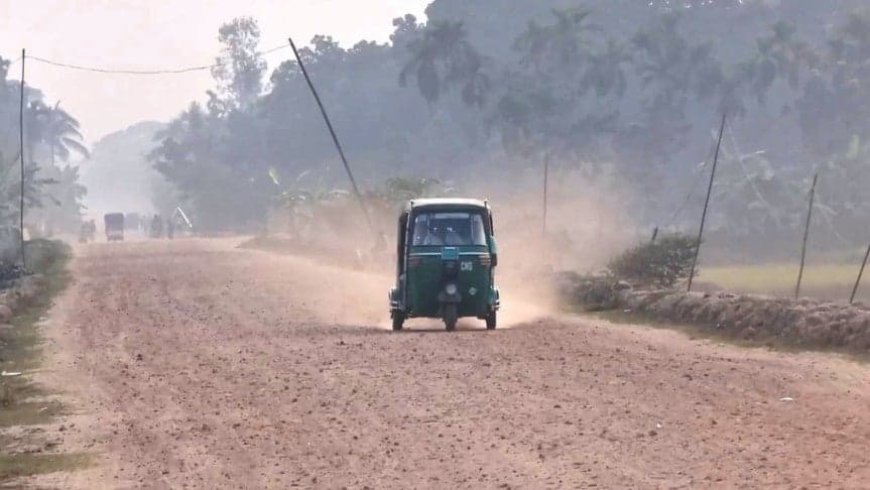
[412,212,486,247]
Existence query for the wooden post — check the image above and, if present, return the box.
[794,172,818,299]
[687,113,727,292]
[850,243,870,304]
[542,150,549,235]
[18,48,26,270]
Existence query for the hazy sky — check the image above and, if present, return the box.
[0,0,430,144]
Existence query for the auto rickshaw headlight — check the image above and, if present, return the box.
[445,283,458,295]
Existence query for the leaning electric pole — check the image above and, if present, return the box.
[687,113,727,292]
[18,48,26,270]
[795,172,819,300]
[287,37,376,243]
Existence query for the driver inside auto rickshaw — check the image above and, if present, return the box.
[417,216,470,246]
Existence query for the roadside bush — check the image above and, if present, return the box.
[0,261,24,285]
[24,239,71,274]
[552,271,634,312]
[0,380,12,407]
[609,234,698,287]
[0,240,68,288]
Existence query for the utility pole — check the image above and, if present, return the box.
[850,243,870,305]
[687,113,727,292]
[795,172,818,299]
[18,48,26,270]
[287,37,376,242]
[542,149,549,235]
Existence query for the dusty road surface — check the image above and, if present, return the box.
[27,238,870,488]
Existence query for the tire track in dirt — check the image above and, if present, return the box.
[28,238,870,488]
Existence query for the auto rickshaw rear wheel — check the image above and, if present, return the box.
[443,304,458,331]
[486,310,497,330]
[392,313,404,331]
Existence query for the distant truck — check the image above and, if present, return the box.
[104,213,125,242]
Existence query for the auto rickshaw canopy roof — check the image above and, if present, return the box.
[405,198,489,212]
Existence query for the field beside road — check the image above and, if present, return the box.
[701,263,870,302]
[10,238,870,488]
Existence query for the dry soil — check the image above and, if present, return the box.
[22,238,870,489]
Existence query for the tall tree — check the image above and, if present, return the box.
[211,17,267,112]
[399,20,489,107]
[492,8,623,161]
[38,102,90,165]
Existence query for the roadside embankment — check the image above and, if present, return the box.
[556,271,870,353]
[0,239,89,482]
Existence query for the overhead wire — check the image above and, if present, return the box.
[664,134,719,228]
[723,122,849,246]
[6,44,289,76]
[811,186,851,246]
[723,122,851,247]
[724,123,783,228]
[27,55,213,75]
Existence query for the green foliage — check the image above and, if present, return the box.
[0,59,88,244]
[210,17,267,111]
[148,3,870,256]
[381,177,449,205]
[0,453,94,481]
[609,234,698,287]
[399,20,489,107]
[492,7,622,158]
[555,271,624,312]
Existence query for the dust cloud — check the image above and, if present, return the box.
[257,161,638,329]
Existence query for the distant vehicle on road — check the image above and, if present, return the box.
[104,213,125,242]
[79,220,96,243]
[125,212,141,233]
[149,214,164,238]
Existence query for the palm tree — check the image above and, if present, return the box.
[514,8,598,75]
[496,8,617,157]
[16,100,89,236]
[584,39,632,98]
[40,102,90,166]
[399,21,489,107]
[745,21,817,105]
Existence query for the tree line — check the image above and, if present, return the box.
[151,0,870,258]
[0,56,88,255]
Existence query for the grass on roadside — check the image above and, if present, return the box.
[0,239,89,482]
[0,453,94,482]
[700,263,870,302]
[591,308,870,363]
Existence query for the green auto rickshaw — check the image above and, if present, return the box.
[389,198,500,331]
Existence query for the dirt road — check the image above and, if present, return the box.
[29,239,870,488]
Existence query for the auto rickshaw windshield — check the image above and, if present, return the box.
[411,212,487,246]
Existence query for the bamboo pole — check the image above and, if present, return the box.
[795,172,818,299]
[687,113,727,292]
[18,48,26,270]
[542,150,549,235]
[850,243,870,304]
[287,38,375,241]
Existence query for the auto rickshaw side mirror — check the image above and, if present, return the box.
[490,236,498,267]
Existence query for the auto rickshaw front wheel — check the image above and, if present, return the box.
[392,312,404,331]
[443,304,458,331]
[486,310,497,330]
